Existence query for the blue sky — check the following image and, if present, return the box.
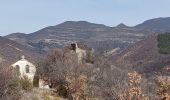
[0,0,170,35]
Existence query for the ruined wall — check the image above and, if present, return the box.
[71,43,87,64]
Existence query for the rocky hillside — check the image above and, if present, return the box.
[135,17,170,33]
[5,21,151,53]
[5,32,28,46]
[5,17,170,53]
[112,33,170,74]
[0,37,42,67]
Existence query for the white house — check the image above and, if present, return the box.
[11,55,36,83]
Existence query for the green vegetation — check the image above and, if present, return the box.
[157,33,170,54]
[19,76,33,91]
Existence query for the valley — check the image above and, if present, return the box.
[0,17,170,100]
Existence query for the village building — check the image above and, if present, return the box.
[71,43,87,64]
[10,43,92,90]
[11,55,36,83]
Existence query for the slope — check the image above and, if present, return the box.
[5,21,151,53]
[113,34,170,74]
[0,37,42,67]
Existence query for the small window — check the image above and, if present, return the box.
[26,65,29,73]
[71,43,76,51]
[15,65,20,76]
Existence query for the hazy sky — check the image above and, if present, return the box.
[0,0,170,35]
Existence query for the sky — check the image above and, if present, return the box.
[0,0,170,36]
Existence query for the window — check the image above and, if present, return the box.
[15,65,20,76]
[26,65,29,73]
[71,43,76,51]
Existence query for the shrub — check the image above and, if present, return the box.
[120,71,149,100]
[0,66,21,100]
[156,76,170,100]
[33,75,39,87]
[19,76,33,91]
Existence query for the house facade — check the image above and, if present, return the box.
[11,55,36,83]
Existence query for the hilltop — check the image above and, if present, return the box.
[5,21,151,53]
[135,17,170,33]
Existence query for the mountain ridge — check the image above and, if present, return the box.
[5,17,170,54]
[5,20,152,53]
[135,17,170,32]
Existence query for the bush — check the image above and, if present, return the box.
[19,76,33,91]
[156,76,170,100]
[0,66,21,100]
[33,75,39,87]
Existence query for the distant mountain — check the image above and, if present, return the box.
[3,18,170,70]
[135,17,170,33]
[112,33,170,74]
[6,32,27,38]
[0,37,42,67]
[5,32,29,46]
[116,23,131,28]
[5,21,151,53]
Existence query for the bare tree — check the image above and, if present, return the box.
[37,47,131,99]
[0,65,21,100]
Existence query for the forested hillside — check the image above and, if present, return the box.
[158,33,170,54]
